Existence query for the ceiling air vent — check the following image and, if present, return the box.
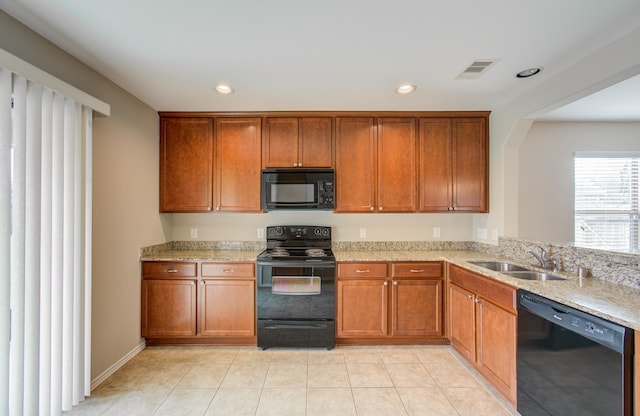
[456,59,500,80]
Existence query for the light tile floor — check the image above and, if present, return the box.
[65,345,520,416]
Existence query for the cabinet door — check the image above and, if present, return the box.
[215,118,262,212]
[391,278,443,337]
[262,118,299,168]
[300,117,333,168]
[452,118,488,212]
[335,118,376,212]
[475,297,516,404]
[200,279,256,337]
[377,118,417,212]
[141,279,197,337]
[160,118,213,212]
[418,118,452,212]
[336,279,388,337]
[448,283,476,361]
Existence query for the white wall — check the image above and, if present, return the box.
[171,212,476,242]
[0,11,169,380]
[518,121,640,243]
[484,27,640,240]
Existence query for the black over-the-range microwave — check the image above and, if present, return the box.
[261,168,335,211]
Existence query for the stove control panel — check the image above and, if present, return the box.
[266,225,331,240]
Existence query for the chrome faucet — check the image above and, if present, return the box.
[526,245,556,270]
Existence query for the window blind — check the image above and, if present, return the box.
[574,152,640,252]
[1,48,107,415]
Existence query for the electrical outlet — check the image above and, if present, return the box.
[433,227,441,238]
[491,229,498,241]
[359,227,366,239]
[190,227,198,239]
[257,228,264,239]
[477,228,487,240]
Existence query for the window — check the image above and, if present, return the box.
[1,48,108,414]
[574,152,640,252]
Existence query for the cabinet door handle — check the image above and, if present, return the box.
[165,269,178,273]
[379,207,383,211]
[410,269,424,273]
[370,207,374,211]
[356,269,370,273]
[467,294,473,299]
[383,281,389,286]
[475,298,481,304]
[393,281,398,286]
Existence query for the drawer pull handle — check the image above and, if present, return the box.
[356,269,370,273]
[165,269,178,273]
[410,269,425,273]
[222,269,235,273]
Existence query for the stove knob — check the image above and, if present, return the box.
[322,229,330,236]
[314,228,321,235]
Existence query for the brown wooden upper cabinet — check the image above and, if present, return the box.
[262,117,333,168]
[419,117,488,213]
[335,117,417,213]
[159,116,261,213]
[160,117,214,212]
[214,118,262,212]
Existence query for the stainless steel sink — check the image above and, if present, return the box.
[468,261,530,272]
[501,271,567,281]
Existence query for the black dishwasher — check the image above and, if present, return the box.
[517,290,634,416]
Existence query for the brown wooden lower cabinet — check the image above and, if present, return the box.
[336,261,446,344]
[141,279,197,337]
[636,331,639,416]
[141,261,256,345]
[200,278,255,337]
[448,264,517,405]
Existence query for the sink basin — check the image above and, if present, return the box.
[468,261,530,272]
[501,271,567,281]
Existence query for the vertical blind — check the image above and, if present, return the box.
[574,152,640,252]
[1,65,94,414]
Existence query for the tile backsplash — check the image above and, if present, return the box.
[477,237,640,289]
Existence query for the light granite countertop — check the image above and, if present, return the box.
[141,246,640,331]
[336,249,640,332]
[140,249,263,262]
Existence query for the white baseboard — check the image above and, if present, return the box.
[90,338,146,391]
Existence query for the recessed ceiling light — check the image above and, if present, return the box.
[516,67,542,78]
[215,84,234,94]
[395,84,417,94]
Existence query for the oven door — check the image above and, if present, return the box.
[257,262,335,320]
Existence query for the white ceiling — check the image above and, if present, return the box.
[2,0,640,119]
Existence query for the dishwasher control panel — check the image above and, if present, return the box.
[518,290,627,353]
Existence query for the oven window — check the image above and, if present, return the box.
[272,276,321,295]
[270,183,316,203]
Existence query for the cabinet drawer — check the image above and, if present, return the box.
[142,261,197,278]
[391,262,442,278]
[338,262,388,278]
[449,264,516,312]
[201,262,255,278]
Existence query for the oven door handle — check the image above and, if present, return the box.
[263,323,328,330]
